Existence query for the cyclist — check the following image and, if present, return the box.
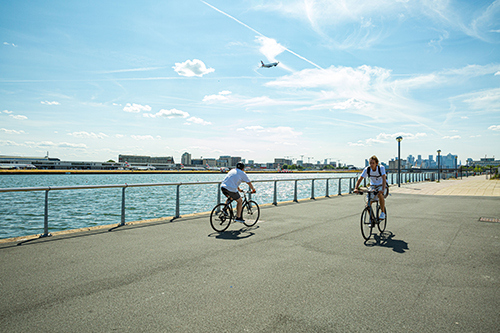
[354,155,387,221]
[220,162,256,223]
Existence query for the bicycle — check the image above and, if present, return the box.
[356,187,387,240]
[210,190,260,232]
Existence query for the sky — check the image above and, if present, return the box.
[1,0,499,167]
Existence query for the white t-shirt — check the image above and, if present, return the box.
[221,168,251,192]
[360,165,386,186]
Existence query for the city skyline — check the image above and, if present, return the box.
[1,1,499,166]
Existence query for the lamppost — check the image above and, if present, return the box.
[455,155,458,179]
[396,136,403,187]
[437,149,441,182]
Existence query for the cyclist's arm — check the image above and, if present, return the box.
[246,181,256,193]
[354,176,364,192]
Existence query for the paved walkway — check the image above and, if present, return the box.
[389,175,500,196]
[0,185,499,332]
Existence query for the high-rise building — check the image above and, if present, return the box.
[181,152,191,166]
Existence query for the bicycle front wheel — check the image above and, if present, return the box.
[377,207,387,233]
[360,207,373,240]
[210,203,232,232]
[242,201,260,227]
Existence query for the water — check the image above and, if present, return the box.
[0,172,357,239]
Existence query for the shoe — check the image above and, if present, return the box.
[235,217,245,223]
[379,212,386,220]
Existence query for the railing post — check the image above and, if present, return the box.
[120,187,126,226]
[338,178,342,196]
[40,189,51,238]
[273,181,277,206]
[217,182,221,205]
[293,180,298,202]
[311,179,315,200]
[175,184,181,218]
[349,178,353,194]
[325,179,329,198]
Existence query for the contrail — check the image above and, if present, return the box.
[200,1,323,70]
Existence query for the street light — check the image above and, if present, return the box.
[455,155,458,179]
[396,136,403,187]
[437,149,441,182]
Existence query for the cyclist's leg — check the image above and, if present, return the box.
[235,197,243,219]
[378,192,386,213]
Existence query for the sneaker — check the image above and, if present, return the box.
[379,212,386,220]
[235,217,245,223]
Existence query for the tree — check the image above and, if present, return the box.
[107,159,116,163]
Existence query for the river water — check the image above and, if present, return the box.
[0,172,358,239]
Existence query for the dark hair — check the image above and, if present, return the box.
[236,162,245,170]
[369,155,379,164]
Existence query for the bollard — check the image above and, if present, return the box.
[325,179,329,198]
[338,178,342,196]
[311,179,315,200]
[293,180,298,202]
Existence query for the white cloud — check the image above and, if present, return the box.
[0,128,25,134]
[130,135,155,140]
[495,71,500,76]
[185,116,211,126]
[41,100,60,105]
[10,114,28,120]
[237,125,302,137]
[488,125,500,131]
[115,134,124,138]
[173,59,214,77]
[203,91,232,102]
[143,109,190,119]
[67,131,108,139]
[2,110,13,114]
[123,103,152,113]
[3,42,17,47]
[255,36,285,63]
[36,141,87,149]
[442,135,461,140]
[0,139,24,146]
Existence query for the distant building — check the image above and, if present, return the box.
[472,157,500,167]
[118,154,174,165]
[181,152,191,166]
[274,158,292,166]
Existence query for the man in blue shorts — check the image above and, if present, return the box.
[354,155,387,220]
[221,162,256,223]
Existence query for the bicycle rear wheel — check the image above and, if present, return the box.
[377,206,387,233]
[210,203,232,232]
[360,207,373,240]
[242,200,260,227]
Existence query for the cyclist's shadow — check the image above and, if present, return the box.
[208,226,259,240]
[365,231,409,253]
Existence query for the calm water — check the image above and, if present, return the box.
[0,172,357,239]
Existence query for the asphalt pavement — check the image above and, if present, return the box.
[0,180,499,332]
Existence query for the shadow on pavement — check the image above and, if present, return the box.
[365,231,409,253]
[208,225,259,240]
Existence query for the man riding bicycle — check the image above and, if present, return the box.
[220,162,256,223]
[354,155,387,220]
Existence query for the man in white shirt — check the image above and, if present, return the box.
[221,162,256,223]
[354,155,387,220]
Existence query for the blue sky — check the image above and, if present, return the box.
[1,0,499,166]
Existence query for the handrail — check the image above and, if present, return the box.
[0,170,454,239]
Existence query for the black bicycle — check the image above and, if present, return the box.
[357,187,387,240]
[210,190,260,232]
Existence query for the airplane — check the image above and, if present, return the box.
[261,60,279,68]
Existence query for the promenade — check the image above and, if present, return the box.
[0,176,499,332]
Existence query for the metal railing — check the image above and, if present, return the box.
[0,176,359,238]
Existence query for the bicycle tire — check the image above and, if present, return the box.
[210,203,232,232]
[242,200,260,227]
[360,206,373,240]
[377,206,387,233]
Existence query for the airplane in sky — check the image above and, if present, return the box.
[261,60,279,68]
